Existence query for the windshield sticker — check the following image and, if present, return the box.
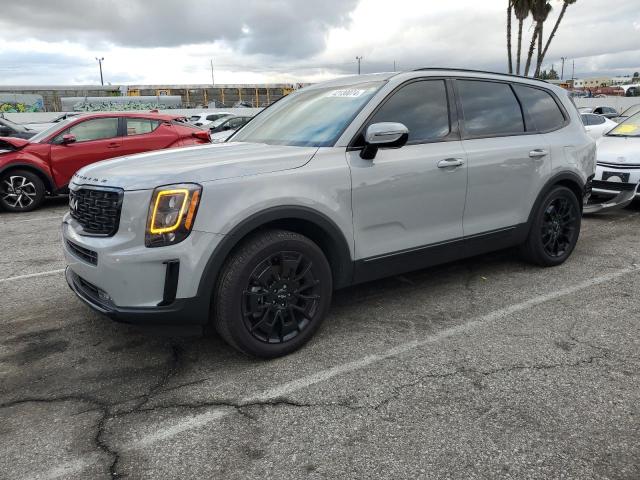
[327,89,366,98]
[614,124,638,134]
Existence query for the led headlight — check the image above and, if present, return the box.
[145,184,201,247]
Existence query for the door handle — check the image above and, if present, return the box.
[529,149,548,158]
[437,158,465,168]
[107,143,121,149]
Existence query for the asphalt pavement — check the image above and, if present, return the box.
[1,197,639,480]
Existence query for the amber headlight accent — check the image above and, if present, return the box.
[145,184,202,247]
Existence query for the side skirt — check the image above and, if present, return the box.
[352,224,529,285]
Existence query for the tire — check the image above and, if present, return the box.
[214,229,333,358]
[0,169,46,212]
[520,185,581,267]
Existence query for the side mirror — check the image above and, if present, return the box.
[361,122,409,160]
[192,130,211,142]
[62,134,77,145]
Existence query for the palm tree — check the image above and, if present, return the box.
[539,0,577,71]
[512,0,531,75]
[533,0,552,77]
[524,0,551,77]
[507,1,513,73]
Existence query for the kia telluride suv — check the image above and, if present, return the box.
[63,69,596,358]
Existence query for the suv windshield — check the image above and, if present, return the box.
[231,81,384,147]
[607,112,640,137]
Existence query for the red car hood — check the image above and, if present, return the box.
[0,136,30,149]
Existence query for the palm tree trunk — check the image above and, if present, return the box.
[539,2,569,65]
[524,24,539,76]
[535,22,544,77]
[516,20,524,74]
[507,1,513,73]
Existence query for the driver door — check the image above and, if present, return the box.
[49,117,121,186]
[348,79,468,280]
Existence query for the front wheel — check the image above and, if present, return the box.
[520,185,581,267]
[214,229,333,358]
[0,170,45,212]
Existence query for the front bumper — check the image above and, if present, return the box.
[62,207,223,326]
[592,163,640,198]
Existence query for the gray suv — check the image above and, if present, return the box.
[62,69,596,358]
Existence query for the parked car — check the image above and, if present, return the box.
[578,106,619,119]
[611,103,640,123]
[62,69,595,358]
[0,116,36,139]
[209,115,253,142]
[591,112,640,201]
[232,101,254,108]
[188,111,232,128]
[581,113,618,139]
[0,112,210,212]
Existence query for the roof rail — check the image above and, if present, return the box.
[412,67,549,83]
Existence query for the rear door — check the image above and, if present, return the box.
[49,116,121,186]
[118,117,180,156]
[456,79,551,236]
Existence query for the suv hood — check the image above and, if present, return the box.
[71,142,318,191]
[597,135,640,166]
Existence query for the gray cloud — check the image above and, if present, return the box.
[0,0,358,58]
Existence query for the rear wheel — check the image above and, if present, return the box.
[520,185,581,266]
[0,170,45,212]
[214,229,332,358]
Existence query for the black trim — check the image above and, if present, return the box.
[66,267,208,328]
[195,206,353,304]
[597,162,640,170]
[592,180,638,192]
[159,260,180,306]
[66,239,98,265]
[353,225,528,284]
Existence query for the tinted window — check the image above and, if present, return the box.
[56,117,119,143]
[513,85,565,131]
[368,80,450,143]
[585,114,605,126]
[126,118,160,136]
[458,80,524,136]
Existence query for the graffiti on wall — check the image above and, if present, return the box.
[0,94,45,112]
[61,95,182,112]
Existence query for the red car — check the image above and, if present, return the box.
[0,112,211,212]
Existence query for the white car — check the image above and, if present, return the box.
[188,111,232,128]
[592,112,640,200]
[578,106,619,119]
[581,114,618,140]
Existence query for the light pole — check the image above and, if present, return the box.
[210,58,215,86]
[356,56,363,75]
[95,57,104,86]
[560,57,567,80]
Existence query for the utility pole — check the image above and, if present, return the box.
[95,57,104,86]
[356,56,362,75]
[560,57,566,80]
[210,58,215,86]
[571,59,575,82]
[393,60,396,72]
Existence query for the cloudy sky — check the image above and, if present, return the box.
[0,0,638,86]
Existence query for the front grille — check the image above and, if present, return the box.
[66,239,98,265]
[592,180,638,192]
[69,187,123,236]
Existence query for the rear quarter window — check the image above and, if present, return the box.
[513,85,566,132]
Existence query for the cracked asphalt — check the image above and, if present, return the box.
[1,197,639,480]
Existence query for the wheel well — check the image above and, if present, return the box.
[243,218,352,289]
[555,179,583,208]
[0,165,55,194]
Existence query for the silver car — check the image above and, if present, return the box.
[62,69,595,357]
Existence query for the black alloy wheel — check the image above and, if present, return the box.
[242,251,321,343]
[520,185,581,267]
[541,196,579,258]
[214,229,332,358]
